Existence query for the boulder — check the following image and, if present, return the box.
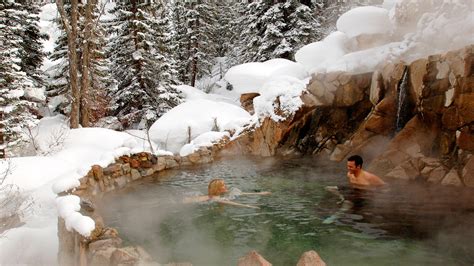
[427,166,448,184]
[92,165,103,180]
[89,238,122,254]
[90,247,117,266]
[457,128,474,151]
[441,168,463,186]
[103,164,123,178]
[110,248,138,265]
[462,157,474,187]
[240,93,260,114]
[237,250,272,266]
[370,70,384,105]
[296,250,326,266]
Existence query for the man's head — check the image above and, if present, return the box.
[208,178,228,196]
[347,155,363,173]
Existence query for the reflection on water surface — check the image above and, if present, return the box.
[99,156,474,266]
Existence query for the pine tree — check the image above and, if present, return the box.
[48,0,111,125]
[169,0,217,86]
[237,0,321,63]
[0,1,43,155]
[107,0,181,129]
[46,1,80,115]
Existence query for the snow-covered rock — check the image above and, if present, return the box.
[149,99,251,154]
[224,59,308,94]
[336,6,392,38]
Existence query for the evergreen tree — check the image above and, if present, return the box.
[48,0,110,124]
[46,1,80,115]
[169,0,217,86]
[108,0,181,129]
[238,0,321,63]
[0,1,43,155]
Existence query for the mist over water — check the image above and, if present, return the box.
[99,156,474,266]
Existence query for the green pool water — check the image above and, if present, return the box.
[99,156,474,266]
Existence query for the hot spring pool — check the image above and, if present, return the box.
[99,156,474,266]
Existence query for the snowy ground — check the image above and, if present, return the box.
[1,0,473,264]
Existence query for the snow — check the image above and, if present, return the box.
[39,3,61,72]
[224,59,308,94]
[56,196,95,237]
[336,6,392,38]
[253,76,308,121]
[179,131,230,156]
[0,116,175,265]
[176,85,237,105]
[149,99,251,154]
[294,31,348,72]
[2,0,473,264]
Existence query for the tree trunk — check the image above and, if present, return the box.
[57,0,80,129]
[0,111,4,158]
[80,0,95,127]
[190,17,199,87]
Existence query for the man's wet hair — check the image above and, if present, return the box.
[347,155,363,167]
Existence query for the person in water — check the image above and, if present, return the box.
[346,155,385,187]
[183,178,271,209]
[323,155,386,224]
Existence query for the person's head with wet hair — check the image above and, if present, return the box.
[347,155,363,168]
[208,178,228,197]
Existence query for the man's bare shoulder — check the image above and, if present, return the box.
[363,170,385,185]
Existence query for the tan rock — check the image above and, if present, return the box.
[110,247,140,265]
[130,169,141,180]
[330,144,351,162]
[188,152,201,163]
[441,168,462,186]
[237,250,272,266]
[427,166,448,184]
[301,92,322,107]
[154,157,166,171]
[103,164,123,178]
[140,168,154,177]
[90,247,117,266]
[462,157,474,187]
[364,113,393,135]
[296,250,326,266]
[165,157,179,169]
[89,238,122,254]
[240,93,260,114]
[122,163,131,174]
[370,70,384,106]
[92,165,103,180]
[386,165,410,180]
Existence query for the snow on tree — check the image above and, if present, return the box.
[49,0,111,127]
[0,1,44,156]
[237,0,321,63]
[107,0,181,129]
[168,0,218,87]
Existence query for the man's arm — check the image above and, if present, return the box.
[367,171,386,186]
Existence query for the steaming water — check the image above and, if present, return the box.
[99,157,474,266]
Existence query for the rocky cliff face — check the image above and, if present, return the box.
[224,45,473,187]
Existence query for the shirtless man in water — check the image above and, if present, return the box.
[323,155,385,224]
[346,155,385,187]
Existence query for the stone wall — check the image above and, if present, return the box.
[57,140,227,266]
[224,44,474,187]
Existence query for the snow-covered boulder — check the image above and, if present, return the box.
[336,6,392,38]
[295,31,348,72]
[224,59,308,94]
[149,99,251,154]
